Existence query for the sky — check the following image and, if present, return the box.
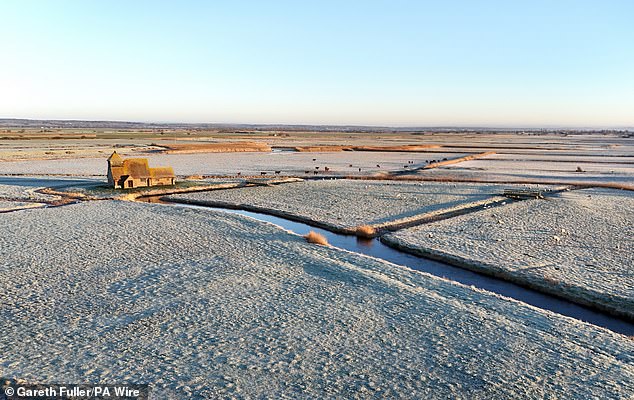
[1,0,633,127]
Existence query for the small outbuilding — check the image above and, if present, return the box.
[107,151,175,189]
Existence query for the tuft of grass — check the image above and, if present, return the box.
[304,231,329,246]
[355,225,377,238]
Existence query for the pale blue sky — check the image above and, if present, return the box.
[1,1,633,127]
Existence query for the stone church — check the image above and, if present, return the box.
[107,151,175,189]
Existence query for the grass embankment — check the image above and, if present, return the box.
[120,182,244,201]
[294,145,353,152]
[422,151,496,169]
[38,181,244,204]
[339,175,634,192]
[0,133,97,140]
[293,144,441,152]
[161,142,272,153]
[353,144,441,152]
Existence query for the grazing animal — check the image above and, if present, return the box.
[315,166,320,170]
[376,164,381,168]
[349,164,353,167]
[237,172,241,176]
[313,170,318,175]
[442,157,447,161]
[275,170,281,175]
[260,172,267,175]
[324,167,330,172]
[305,170,310,174]
[358,167,362,172]
[403,165,409,168]
[312,158,317,161]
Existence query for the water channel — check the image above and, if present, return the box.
[148,197,634,336]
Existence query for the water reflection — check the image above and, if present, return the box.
[160,201,634,336]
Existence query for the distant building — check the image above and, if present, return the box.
[107,151,175,189]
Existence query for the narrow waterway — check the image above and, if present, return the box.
[147,197,634,336]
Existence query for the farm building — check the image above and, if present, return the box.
[107,151,175,189]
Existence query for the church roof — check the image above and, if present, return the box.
[122,158,151,178]
[150,166,175,178]
[107,151,123,162]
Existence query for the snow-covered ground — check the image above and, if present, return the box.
[166,180,537,231]
[383,188,634,319]
[0,201,632,398]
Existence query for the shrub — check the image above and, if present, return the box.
[355,225,377,238]
[304,231,329,246]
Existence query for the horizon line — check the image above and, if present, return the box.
[1,117,632,131]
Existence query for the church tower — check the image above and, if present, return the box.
[107,151,124,188]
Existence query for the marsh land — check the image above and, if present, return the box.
[1,122,633,398]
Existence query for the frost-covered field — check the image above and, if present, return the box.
[0,200,45,212]
[0,183,53,202]
[0,151,463,177]
[0,201,632,398]
[167,180,533,230]
[0,177,102,210]
[384,188,634,318]
[0,179,59,210]
[424,156,634,186]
